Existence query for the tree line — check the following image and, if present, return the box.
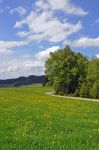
[44,46,99,99]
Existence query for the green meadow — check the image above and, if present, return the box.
[0,85,99,150]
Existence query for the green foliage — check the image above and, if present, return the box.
[45,46,88,95]
[87,58,99,99]
[45,45,99,99]
[80,82,91,98]
[53,79,67,95]
[79,58,99,99]
[90,80,99,98]
[87,58,99,83]
[74,88,80,97]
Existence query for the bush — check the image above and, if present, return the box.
[54,80,67,95]
[74,88,80,97]
[80,82,91,98]
[90,81,99,99]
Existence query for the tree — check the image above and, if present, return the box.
[79,58,99,99]
[87,58,99,98]
[87,58,99,83]
[80,82,91,98]
[45,46,88,95]
[90,81,99,99]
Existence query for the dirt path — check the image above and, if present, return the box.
[46,91,99,103]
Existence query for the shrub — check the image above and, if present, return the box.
[90,80,99,99]
[74,88,80,97]
[80,82,91,98]
[54,80,67,95]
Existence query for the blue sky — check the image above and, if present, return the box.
[0,0,99,79]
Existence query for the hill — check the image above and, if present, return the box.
[0,75,44,87]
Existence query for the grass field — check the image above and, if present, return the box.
[0,85,99,150]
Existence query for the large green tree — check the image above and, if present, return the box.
[45,46,88,95]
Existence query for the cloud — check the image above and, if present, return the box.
[95,54,99,58]
[0,40,29,49]
[14,19,26,28]
[0,46,60,79]
[0,40,29,56]
[95,18,99,24]
[36,0,88,16]
[73,37,99,48]
[15,11,82,43]
[0,55,44,79]
[35,46,60,60]
[0,0,89,79]
[35,1,50,11]
[0,55,39,79]
[0,48,13,56]
[0,7,10,14]
[14,0,86,44]
[10,6,26,16]
[16,31,29,38]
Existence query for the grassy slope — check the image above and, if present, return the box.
[0,85,99,150]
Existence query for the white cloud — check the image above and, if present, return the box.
[35,46,60,60]
[0,40,28,49]
[0,48,13,56]
[16,31,29,38]
[0,46,60,79]
[14,0,86,44]
[15,19,26,28]
[35,1,50,10]
[0,40,29,56]
[0,56,39,79]
[48,0,66,10]
[0,55,43,79]
[0,0,89,79]
[10,6,26,16]
[15,11,82,43]
[73,37,99,48]
[95,54,99,58]
[36,0,88,16]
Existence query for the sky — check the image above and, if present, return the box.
[0,0,99,79]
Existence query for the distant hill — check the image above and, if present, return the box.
[0,75,45,87]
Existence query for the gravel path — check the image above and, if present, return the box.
[46,91,99,102]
